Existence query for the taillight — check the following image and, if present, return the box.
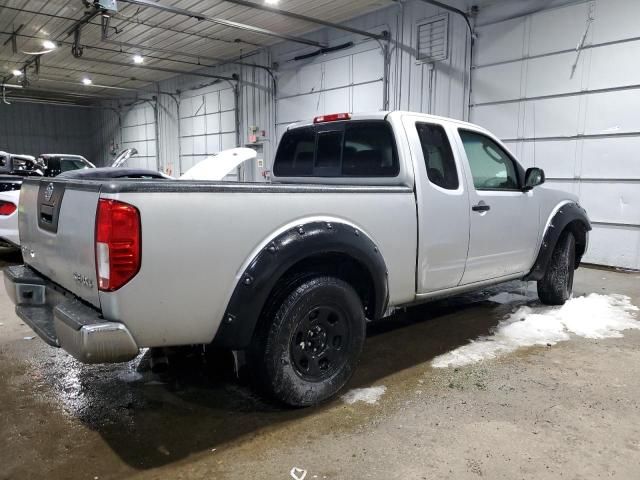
[313,112,351,123]
[0,200,17,216]
[95,199,141,291]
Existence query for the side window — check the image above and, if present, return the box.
[273,127,315,176]
[416,122,459,190]
[342,122,398,176]
[459,130,519,190]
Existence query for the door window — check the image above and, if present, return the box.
[459,130,519,190]
[416,122,459,190]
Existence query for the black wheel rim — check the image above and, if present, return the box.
[290,305,351,382]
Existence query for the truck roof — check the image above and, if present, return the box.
[284,110,490,134]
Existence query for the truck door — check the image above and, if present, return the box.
[401,116,470,292]
[454,128,539,284]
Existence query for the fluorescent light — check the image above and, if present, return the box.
[264,0,279,4]
[11,70,23,76]
[82,78,93,85]
[42,40,56,49]
[133,55,144,64]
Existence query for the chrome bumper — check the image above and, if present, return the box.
[3,265,139,363]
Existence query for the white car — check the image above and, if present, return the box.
[0,152,39,247]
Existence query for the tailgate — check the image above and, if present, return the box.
[19,179,102,307]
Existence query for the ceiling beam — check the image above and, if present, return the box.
[119,0,326,48]
[0,5,258,48]
[101,38,271,70]
[221,0,389,41]
[79,56,238,81]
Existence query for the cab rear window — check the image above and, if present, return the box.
[274,120,399,177]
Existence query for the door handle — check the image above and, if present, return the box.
[472,202,490,212]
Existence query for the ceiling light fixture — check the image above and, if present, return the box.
[264,0,279,4]
[82,78,93,85]
[42,40,57,50]
[133,54,144,64]
[11,70,23,76]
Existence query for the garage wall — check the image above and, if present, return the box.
[155,50,273,180]
[0,102,95,159]
[178,85,237,176]
[274,44,385,141]
[119,102,158,170]
[471,0,640,269]
[271,0,471,143]
[90,1,470,180]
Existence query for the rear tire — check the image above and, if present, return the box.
[248,276,365,407]
[537,231,576,305]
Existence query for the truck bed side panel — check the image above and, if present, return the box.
[99,188,417,347]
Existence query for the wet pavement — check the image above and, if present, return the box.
[1,249,639,480]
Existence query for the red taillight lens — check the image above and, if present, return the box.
[0,200,17,216]
[313,112,351,123]
[95,199,141,291]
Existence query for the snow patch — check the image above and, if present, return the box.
[341,386,387,405]
[433,294,639,368]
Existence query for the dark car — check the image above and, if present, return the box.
[36,154,95,176]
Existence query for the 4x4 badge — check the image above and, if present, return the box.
[44,183,55,202]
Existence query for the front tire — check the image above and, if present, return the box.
[537,231,576,305]
[249,276,366,407]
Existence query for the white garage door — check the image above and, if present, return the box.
[120,102,157,170]
[275,45,384,142]
[471,0,640,269]
[179,86,237,177]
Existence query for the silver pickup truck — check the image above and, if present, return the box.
[5,111,591,406]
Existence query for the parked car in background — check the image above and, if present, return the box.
[5,112,592,406]
[0,152,95,247]
[0,152,41,247]
[36,154,95,176]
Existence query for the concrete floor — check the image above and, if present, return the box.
[0,248,639,480]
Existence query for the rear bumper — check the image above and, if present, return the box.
[3,265,139,363]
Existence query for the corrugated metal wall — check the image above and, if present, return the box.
[178,84,237,175]
[91,108,121,167]
[0,102,96,159]
[9,0,632,268]
[119,101,158,170]
[471,0,640,269]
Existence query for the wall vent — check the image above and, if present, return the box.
[416,14,449,63]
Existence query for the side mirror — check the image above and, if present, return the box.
[523,167,545,191]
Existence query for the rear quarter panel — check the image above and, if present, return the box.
[99,189,417,347]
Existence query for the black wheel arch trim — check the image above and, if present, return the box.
[524,202,591,281]
[213,221,389,349]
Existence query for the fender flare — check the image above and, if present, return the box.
[213,221,389,349]
[524,202,591,281]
